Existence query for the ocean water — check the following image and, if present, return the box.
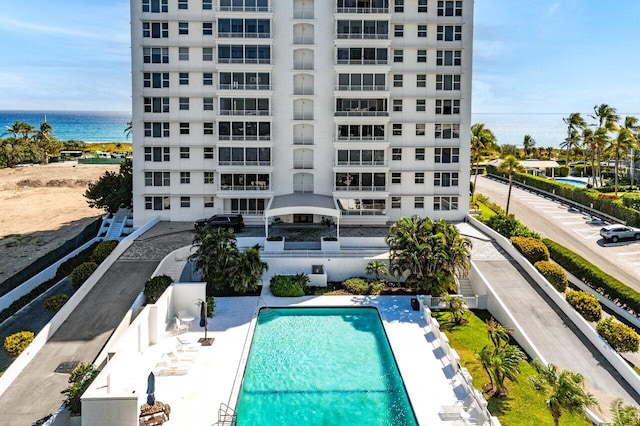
[0,110,131,142]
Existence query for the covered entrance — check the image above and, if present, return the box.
[264,193,341,238]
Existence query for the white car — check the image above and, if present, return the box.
[600,224,640,243]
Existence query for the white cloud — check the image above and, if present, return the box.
[0,16,129,43]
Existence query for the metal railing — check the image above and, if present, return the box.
[336,33,389,40]
[218,161,271,166]
[293,37,315,45]
[341,210,386,216]
[335,7,390,13]
[293,138,314,145]
[293,11,314,19]
[218,403,237,426]
[334,185,387,192]
[217,32,272,38]
[293,88,314,95]
[334,110,388,117]
[335,85,387,91]
[220,185,271,191]
[261,248,388,257]
[336,160,386,166]
[217,84,272,90]
[336,136,386,142]
[293,62,314,70]
[217,58,271,64]
[293,162,314,169]
[336,59,388,65]
[293,114,314,120]
[219,110,271,116]
[423,295,479,309]
[217,6,271,12]
[219,135,271,141]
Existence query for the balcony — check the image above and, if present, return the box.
[216,6,272,12]
[335,84,387,91]
[334,185,387,192]
[293,61,314,71]
[217,84,272,91]
[334,110,388,117]
[218,161,271,167]
[335,33,389,40]
[293,113,314,120]
[217,58,271,65]
[335,7,389,13]
[293,161,314,169]
[335,160,386,167]
[217,32,272,39]
[219,110,271,116]
[335,136,386,142]
[220,185,271,191]
[335,59,388,65]
[219,135,272,141]
[293,87,314,96]
[293,138,314,145]
[293,36,315,45]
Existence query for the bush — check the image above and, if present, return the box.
[206,296,216,317]
[566,289,602,322]
[484,214,540,239]
[266,236,283,241]
[43,294,69,312]
[270,275,304,297]
[63,363,99,416]
[511,236,550,264]
[622,194,640,211]
[342,277,371,295]
[596,317,640,352]
[4,331,34,358]
[143,275,173,304]
[70,262,98,289]
[89,240,118,263]
[534,261,567,292]
[557,165,570,177]
[369,281,385,295]
[57,242,100,279]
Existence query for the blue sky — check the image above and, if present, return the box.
[1,0,639,115]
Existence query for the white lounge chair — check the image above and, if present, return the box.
[176,336,198,352]
[173,317,188,335]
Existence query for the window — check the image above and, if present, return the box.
[143,72,169,88]
[393,49,403,63]
[179,97,189,110]
[394,0,404,13]
[180,172,191,184]
[436,74,461,90]
[202,0,212,10]
[145,196,170,210]
[393,99,403,112]
[203,22,213,35]
[144,97,169,113]
[438,1,463,16]
[180,197,191,208]
[142,0,168,13]
[230,198,266,214]
[180,147,190,158]
[178,0,188,9]
[393,75,403,87]
[414,196,424,208]
[204,196,214,208]
[204,172,215,184]
[416,99,426,112]
[144,122,170,137]
[417,25,427,38]
[435,99,460,115]
[203,73,213,85]
[415,172,424,184]
[204,147,214,159]
[394,25,404,37]
[418,0,428,13]
[435,123,460,139]
[434,172,459,187]
[179,47,189,61]
[434,196,459,211]
[437,25,462,41]
[437,50,462,66]
[179,22,189,35]
[392,123,402,136]
[416,123,425,136]
[203,123,214,134]
[144,146,170,161]
[179,72,189,85]
[144,171,170,186]
[392,148,402,160]
[435,147,460,163]
[417,50,427,63]
[416,74,426,87]
[143,47,169,63]
[415,148,425,160]
[391,196,401,209]
[203,47,213,61]
[391,172,401,184]
[203,98,214,111]
[180,123,190,135]
[142,22,168,38]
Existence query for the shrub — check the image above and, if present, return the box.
[89,240,118,263]
[266,236,283,241]
[206,296,216,317]
[143,275,173,304]
[534,260,567,292]
[270,275,304,297]
[63,363,99,416]
[43,294,69,312]
[57,242,100,278]
[557,165,570,177]
[622,194,640,211]
[369,281,385,295]
[342,277,371,295]
[566,289,602,322]
[511,236,549,264]
[70,262,98,289]
[484,214,540,239]
[596,317,640,353]
[4,331,35,358]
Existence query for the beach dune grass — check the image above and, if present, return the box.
[85,142,132,153]
[432,310,590,426]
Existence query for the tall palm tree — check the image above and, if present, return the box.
[545,146,554,160]
[592,103,620,131]
[592,127,610,187]
[231,245,268,293]
[562,113,587,163]
[486,317,512,347]
[498,156,525,214]
[125,121,133,139]
[623,116,640,188]
[610,127,637,195]
[471,123,498,200]
[529,361,598,426]
[560,129,580,164]
[522,134,536,158]
[581,127,596,184]
[4,121,24,138]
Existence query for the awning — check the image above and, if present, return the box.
[265,193,341,219]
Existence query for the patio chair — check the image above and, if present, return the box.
[173,317,188,335]
[176,336,199,352]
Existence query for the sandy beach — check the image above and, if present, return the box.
[0,161,120,281]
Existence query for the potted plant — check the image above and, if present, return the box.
[264,235,285,251]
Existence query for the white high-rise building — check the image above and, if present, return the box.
[131,0,473,227]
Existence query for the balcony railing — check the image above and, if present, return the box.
[336,33,389,40]
[334,111,388,117]
[293,161,314,169]
[293,62,314,70]
[335,85,387,91]
[293,87,314,95]
[293,37,314,45]
[217,32,272,38]
[336,160,386,166]
[219,110,271,116]
[341,210,387,216]
[336,59,388,65]
[293,11,314,19]
[219,135,272,141]
[293,113,314,120]
[218,161,271,166]
[336,136,386,142]
[217,84,272,90]
[334,185,387,191]
[216,6,272,12]
[293,138,314,145]
[220,185,271,191]
[217,58,271,64]
[335,7,389,13]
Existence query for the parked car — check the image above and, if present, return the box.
[599,224,640,242]
[194,214,244,233]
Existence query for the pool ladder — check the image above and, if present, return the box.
[218,403,237,425]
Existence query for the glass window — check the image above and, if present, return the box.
[416,99,426,112]
[415,172,424,184]
[416,123,425,136]
[393,74,403,87]
[180,123,190,134]
[391,172,401,184]
[417,25,427,38]
[180,172,191,184]
[415,148,425,160]
[394,25,403,37]
[417,50,427,63]
[392,123,402,136]
[179,97,189,110]
[179,72,189,85]
[418,0,428,12]
[391,196,401,209]
[181,197,191,208]
[392,148,402,160]
[202,0,212,10]
[204,147,214,159]
[204,196,214,207]
[180,147,190,158]
[178,0,188,9]
[414,196,424,208]
[416,74,426,88]
[203,22,213,35]
[178,22,189,35]
[393,99,402,112]
[394,0,404,13]
[393,49,403,63]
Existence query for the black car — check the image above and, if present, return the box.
[194,214,245,233]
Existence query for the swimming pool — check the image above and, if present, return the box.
[555,177,588,188]
[235,307,417,425]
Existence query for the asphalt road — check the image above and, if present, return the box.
[475,175,640,293]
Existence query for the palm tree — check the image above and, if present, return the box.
[522,134,536,158]
[125,121,133,139]
[471,123,498,201]
[191,227,241,294]
[231,245,268,293]
[529,361,598,426]
[608,398,640,426]
[477,344,526,397]
[365,260,388,281]
[610,127,637,195]
[592,127,611,187]
[4,121,24,138]
[32,121,60,164]
[498,155,525,214]
[582,127,596,184]
[623,116,640,188]
[562,113,587,163]
[486,317,512,347]
[560,129,581,164]
[591,104,620,186]
[546,146,554,160]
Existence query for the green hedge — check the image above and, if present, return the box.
[143,275,173,304]
[270,275,305,297]
[596,317,639,353]
[4,331,34,358]
[43,294,69,312]
[70,262,98,290]
[511,236,549,264]
[89,240,118,264]
[566,289,602,322]
[534,260,567,292]
[483,214,539,239]
[543,238,640,315]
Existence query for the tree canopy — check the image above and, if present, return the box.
[84,159,133,213]
[1,120,62,168]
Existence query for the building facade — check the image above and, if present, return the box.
[131,0,473,227]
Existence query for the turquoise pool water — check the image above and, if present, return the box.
[235,307,417,426]
[555,177,588,188]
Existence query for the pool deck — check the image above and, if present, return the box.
[125,295,463,425]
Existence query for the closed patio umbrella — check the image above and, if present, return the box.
[199,300,214,346]
[146,372,155,406]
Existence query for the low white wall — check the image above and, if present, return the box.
[236,237,265,248]
[0,237,100,313]
[339,236,387,248]
[468,215,640,398]
[262,256,380,283]
[0,217,160,399]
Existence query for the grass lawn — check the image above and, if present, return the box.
[432,310,591,426]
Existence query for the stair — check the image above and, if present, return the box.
[458,278,475,297]
[104,209,130,241]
